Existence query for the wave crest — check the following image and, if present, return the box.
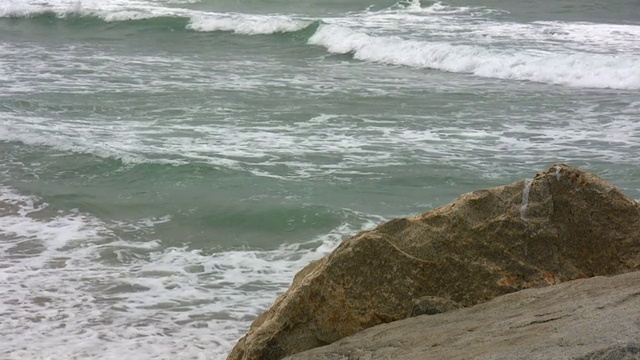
[308,24,640,89]
[187,14,313,35]
[0,2,314,36]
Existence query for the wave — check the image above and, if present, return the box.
[384,0,507,17]
[0,183,380,359]
[1,10,193,30]
[308,24,640,90]
[0,2,316,36]
[187,14,314,35]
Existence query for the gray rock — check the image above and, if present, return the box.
[575,344,640,360]
[286,271,640,360]
[228,164,640,360]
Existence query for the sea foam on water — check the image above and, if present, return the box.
[0,186,371,359]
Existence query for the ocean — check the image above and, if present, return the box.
[0,0,638,358]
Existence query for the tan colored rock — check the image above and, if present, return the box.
[286,271,640,360]
[227,164,640,360]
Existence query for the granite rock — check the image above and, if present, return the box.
[227,164,640,360]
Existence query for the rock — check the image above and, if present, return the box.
[285,271,640,360]
[408,295,462,317]
[227,164,640,360]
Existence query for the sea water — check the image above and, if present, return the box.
[0,0,639,358]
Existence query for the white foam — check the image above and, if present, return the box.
[388,0,503,16]
[2,6,640,182]
[0,0,159,19]
[187,14,311,35]
[520,179,532,220]
[323,2,640,66]
[0,123,172,166]
[3,102,640,182]
[0,0,312,35]
[555,165,562,181]
[409,1,482,15]
[533,21,640,51]
[0,186,380,359]
[308,24,640,89]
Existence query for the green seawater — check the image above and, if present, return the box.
[0,0,639,358]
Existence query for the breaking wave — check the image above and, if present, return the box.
[308,24,640,90]
[0,1,315,35]
[0,184,380,359]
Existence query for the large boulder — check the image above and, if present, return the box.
[227,164,640,360]
[286,271,640,360]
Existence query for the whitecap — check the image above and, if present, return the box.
[0,185,381,359]
[308,24,640,90]
[187,14,312,35]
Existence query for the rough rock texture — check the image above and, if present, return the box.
[408,295,463,317]
[227,164,640,360]
[286,271,640,360]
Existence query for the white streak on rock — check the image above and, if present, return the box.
[521,179,533,220]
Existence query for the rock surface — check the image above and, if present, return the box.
[286,271,640,360]
[227,164,640,360]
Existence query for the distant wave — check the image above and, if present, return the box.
[390,0,507,16]
[0,1,157,20]
[308,24,640,90]
[1,10,193,29]
[187,15,314,35]
[0,3,316,36]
